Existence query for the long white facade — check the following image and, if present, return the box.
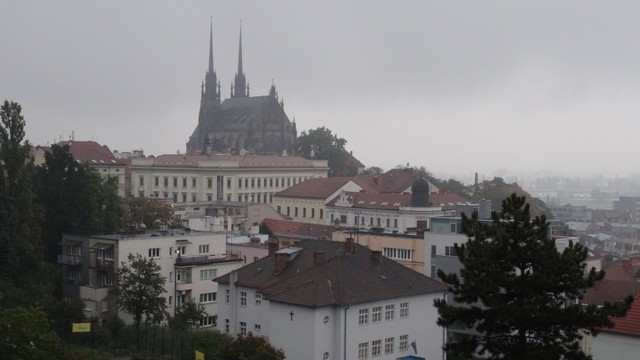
[130,154,328,205]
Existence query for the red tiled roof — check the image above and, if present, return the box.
[603,294,640,338]
[57,140,124,165]
[215,239,448,307]
[582,257,640,306]
[149,154,319,168]
[327,191,470,211]
[275,177,355,199]
[262,219,335,239]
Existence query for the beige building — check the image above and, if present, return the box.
[332,231,426,273]
[130,154,328,204]
[272,177,364,224]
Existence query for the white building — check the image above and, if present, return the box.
[59,229,242,326]
[130,154,328,204]
[215,239,448,360]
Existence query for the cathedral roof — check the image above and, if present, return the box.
[214,95,275,130]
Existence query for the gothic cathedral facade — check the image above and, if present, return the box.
[187,24,297,155]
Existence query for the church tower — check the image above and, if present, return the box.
[202,20,221,105]
[231,25,248,98]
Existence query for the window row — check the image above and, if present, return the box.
[358,334,409,359]
[237,192,274,204]
[358,302,409,326]
[331,214,399,228]
[280,206,324,220]
[148,244,216,259]
[383,247,414,261]
[237,291,263,307]
[237,176,309,190]
[226,320,261,336]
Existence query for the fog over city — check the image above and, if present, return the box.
[2,1,640,177]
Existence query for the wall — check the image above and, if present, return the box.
[590,332,640,360]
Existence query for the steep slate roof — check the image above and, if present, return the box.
[275,177,355,199]
[57,140,124,165]
[147,154,316,168]
[354,168,418,193]
[215,96,274,130]
[262,219,335,239]
[215,239,448,307]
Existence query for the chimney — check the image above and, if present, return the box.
[274,253,288,273]
[268,240,278,255]
[345,237,355,253]
[313,251,325,266]
[372,250,383,262]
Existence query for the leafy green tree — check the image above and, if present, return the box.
[38,144,122,263]
[0,100,50,308]
[122,197,180,229]
[110,254,168,328]
[0,305,63,359]
[434,194,632,360]
[473,177,550,218]
[169,301,208,331]
[294,126,349,176]
[362,166,384,175]
[216,333,285,360]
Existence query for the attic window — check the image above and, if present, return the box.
[370,201,376,205]
[380,275,387,280]
[358,201,365,204]
[393,203,401,206]
[381,202,389,205]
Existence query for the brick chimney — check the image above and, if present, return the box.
[313,251,325,266]
[268,240,278,256]
[345,237,355,253]
[372,250,383,262]
[274,253,288,273]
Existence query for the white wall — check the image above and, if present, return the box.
[591,332,640,360]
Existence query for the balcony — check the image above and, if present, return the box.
[174,254,231,266]
[95,258,114,270]
[58,254,81,266]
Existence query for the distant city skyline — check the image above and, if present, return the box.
[2,1,640,176]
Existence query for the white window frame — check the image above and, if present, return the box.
[385,304,395,321]
[385,337,394,354]
[148,248,160,258]
[358,308,369,325]
[372,306,382,323]
[400,302,409,318]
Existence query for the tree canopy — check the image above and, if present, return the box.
[294,126,352,176]
[122,197,180,229]
[434,194,631,360]
[111,254,168,327]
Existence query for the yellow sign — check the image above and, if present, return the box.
[72,322,91,333]
[195,350,204,360]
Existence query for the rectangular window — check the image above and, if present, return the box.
[139,176,144,186]
[198,244,210,255]
[394,219,398,228]
[358,342,368,360]
[182,193,187,202]
[372,306,382,323]
[225,289,230,303]
[169,271,173,282]
[168,296,172,305]
[199,292,216,303]
[377,218,381,226]
[240,291,247,307]
[182,177,187,188]
[238,178,242,188]
[385,337,394,354]
[383,248,414,261]
[385,304,395,321]
[320,209,323,219]
[200,269,217,280]
[400,302,408,318]
[372,339,382,357]
[173,177,178,187]
[227,178,231,189]
[431,245,436,258]
[445,246,458,257]
[287,207,290,216]
[251,179,255,188]
[245,178,248,188]
[148,248,160,258]
[386,218,390,227]
[340,215,347,224]
[254,324,261,332]
[450,223,456,233]
[240,321,247,336]
[225,319,229,333]
[164,177,168,187]
[200,315,216,327]
[303,208,307,218]
[255,293,262,305]
[154,177,159,187]
[358,308,369,325]
[370,217,374,225]
[177,245,186,256]
[277,205,281,213]
[399,335,408,352]
[192,178,197,188]
[257,178,261,187]
[294,207,298,217]
[269,178,273,187]
[311,208,315,218]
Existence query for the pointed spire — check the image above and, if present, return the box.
[232,21,247,98]
[237,22,243,75]
[208,18,214,74]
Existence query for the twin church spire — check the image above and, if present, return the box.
[203,21,248,104]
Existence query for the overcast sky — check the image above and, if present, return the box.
[2,1,639,179]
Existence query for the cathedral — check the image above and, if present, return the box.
[187,24,297,155]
